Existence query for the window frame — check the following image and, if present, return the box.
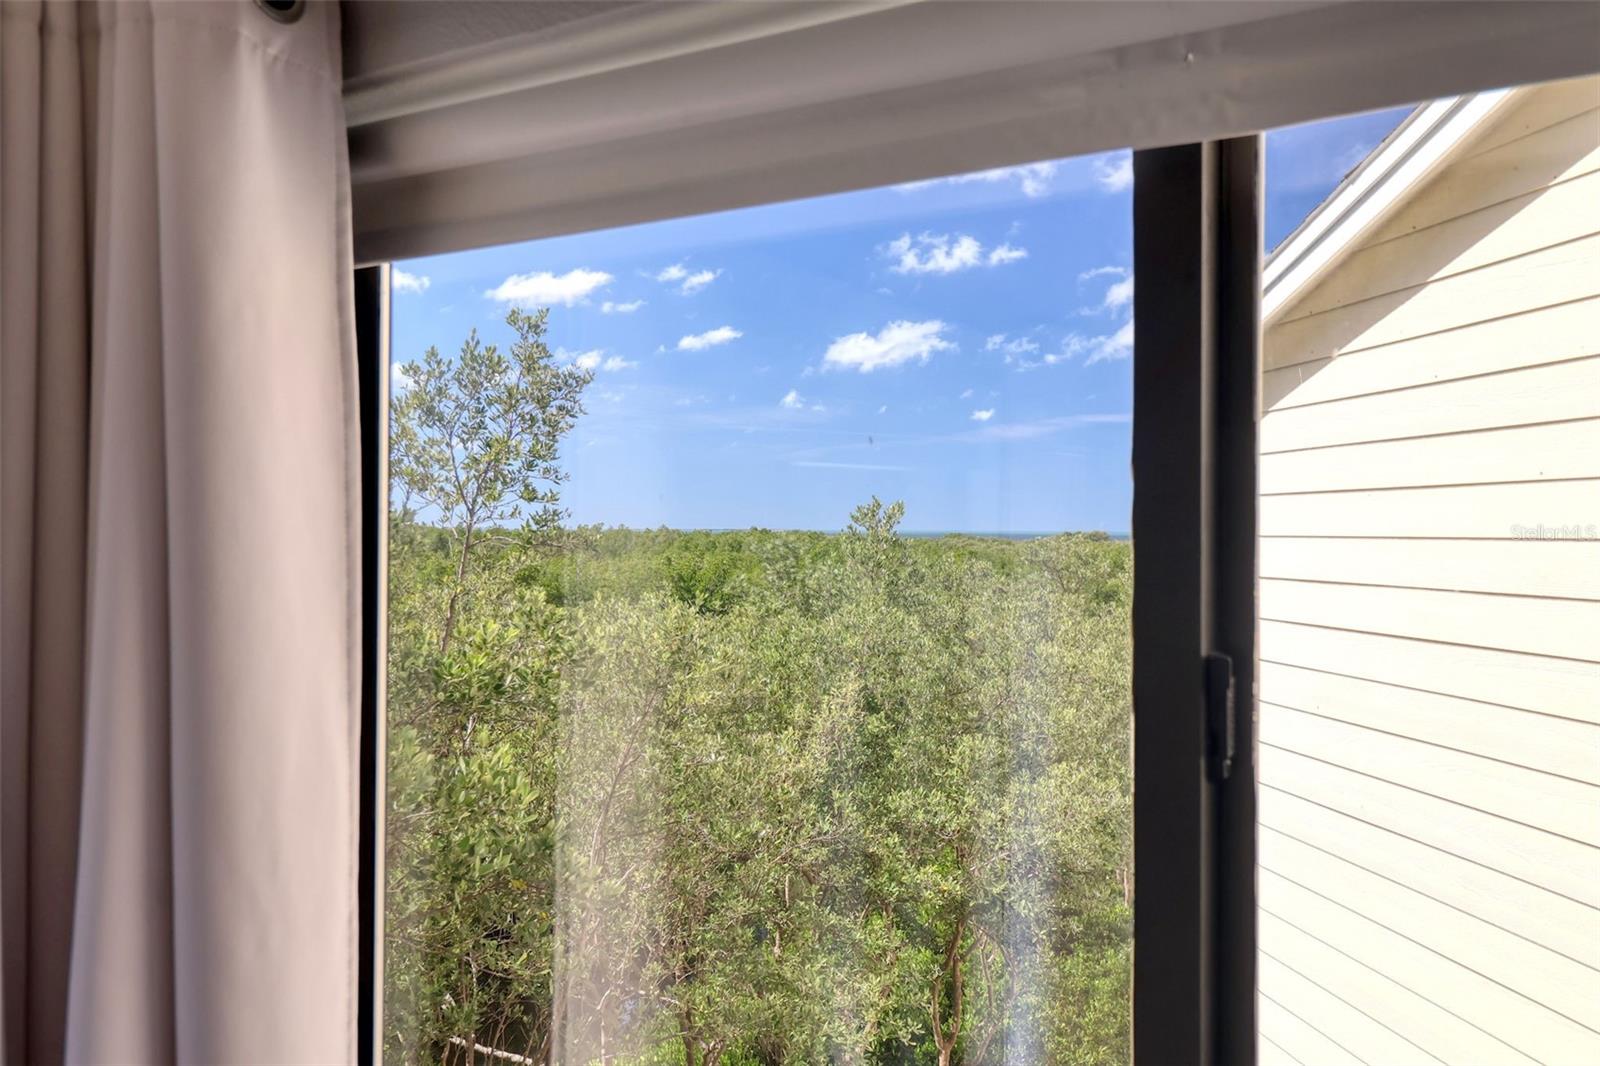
[352,140,1264,1066]
[354,263,390,1066]
[1129,136,1263,1065]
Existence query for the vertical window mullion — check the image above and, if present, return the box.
[355,263,391,1066]
[1131,136,1260,1066]
[1214,134,1262,1066]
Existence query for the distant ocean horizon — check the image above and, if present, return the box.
[687,528,1131,542]
[411,515,1133,542]
[903,530,1130,542]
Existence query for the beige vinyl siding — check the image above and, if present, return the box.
[1267,235,1600,366]
[1261,621,1599,723]
[1262,787,1600,968]
[1261,296,1600,408]
[1259,663,1600,783]
[1259,78,1600,1065]
[1281,172,1600,324]
[1262,354,1600,450]
[1259,419,1600,494]
[1260,746,1600,907]
[1259,910,1543,1066]
[1259,535,1600,599]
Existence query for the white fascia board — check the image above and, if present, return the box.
[1263,88,1515,324]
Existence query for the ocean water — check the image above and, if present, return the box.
[690,527,1131,541]
[901,530,1130,542]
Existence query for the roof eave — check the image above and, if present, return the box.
[1262,88,1517,325]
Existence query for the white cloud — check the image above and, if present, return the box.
[884,233,1027,276]
[960,387,974,399]
[1095,152,1133,193]
[1078,265,1133,312]
[966,412,1130,441]
[601,299,644,314]
[780,389,805,409]
[1007,324,1130,370]
[678,326,742,351]
[1006,162,1057,198]
[1004,320,1130,371]
[1084,320,1134,365]
[878,405,889,414]
[1104,275,1134,309]
[823,319,953,373]
[985,334,1040,363]
[680,269,720,295]
[558,347,633,372]
[391,362,415,391]
[886,233,981,275]
[486,268,612,306]
[1013,349,1076,370]
[391,268,430,294]
[655,263,721,295]
[970,408,996,422]
[898,161,1058,198]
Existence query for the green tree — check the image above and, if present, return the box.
[385,307,588,1065]
[384,482,1135,1063]
[391,307,591,654]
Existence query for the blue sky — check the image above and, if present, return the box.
[392,106,1412,534]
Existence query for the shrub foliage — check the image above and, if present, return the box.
[385,316,1132,1065]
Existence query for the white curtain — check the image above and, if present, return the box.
[0,2,358,1061]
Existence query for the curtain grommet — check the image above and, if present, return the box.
[255,0,305,25]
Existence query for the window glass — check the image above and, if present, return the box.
[385,149,1136,1064]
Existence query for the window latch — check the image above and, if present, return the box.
[1205,652,1236,781]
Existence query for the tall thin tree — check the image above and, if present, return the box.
[390,307,591,653]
